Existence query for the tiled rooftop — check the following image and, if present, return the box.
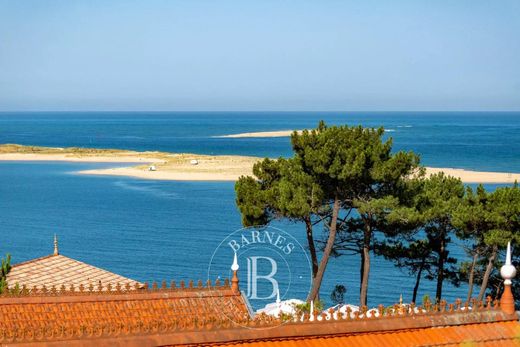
[1,242,518,346]
[211,320,520,347]
[0,281,251,345]
[6,254,142,290]
[0,287,518,346]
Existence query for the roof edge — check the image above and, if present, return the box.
[0,286,240,304]
[6,310,516,347]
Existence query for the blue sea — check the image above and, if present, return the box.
[0,112,519,308]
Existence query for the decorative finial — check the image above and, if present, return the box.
[399,294,405,314]
[53,234,59,255]
[231,251,239,293]
[500,242,516,315]
[501,242,516,285]
[231,251,239,272]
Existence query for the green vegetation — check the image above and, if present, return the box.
[0,254,11,294]
[455,183,520,302]
[377,173,464,303]
[330,284,347,305]
[0,143,130,155]
[235,121,520,307]
[235,157,324,281]
[236,121,421,305]
[293,300,325,315]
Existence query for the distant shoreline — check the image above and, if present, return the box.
[214,128,396,138]
[0,144,519,183]
[213,130,302,138]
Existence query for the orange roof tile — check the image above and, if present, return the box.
[1,287,517,347]
[6,254,141,290]
[210,321,520,347]
[0,281,251,345]
[1,251,519,346]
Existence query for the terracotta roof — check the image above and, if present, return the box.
[208,320,520,347]
[0,280,251,345]
[6,254,142,290]
[1,245,518,346]
[0,288,518,346]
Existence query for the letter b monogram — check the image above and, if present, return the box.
[246,256,278,300]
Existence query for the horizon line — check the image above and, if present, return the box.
[1,110,520,113]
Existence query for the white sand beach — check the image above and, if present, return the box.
[77,166,520,183]
[214,130,303,138]
[215,128,394,138]
[1,145,519,183]
[425,167,520,184]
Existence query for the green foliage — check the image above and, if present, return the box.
[236,157,324,226]
[236,121,423,305]
[235,121,520,307]
[235,156,325,283]
[305,123,421,305]
[293,300,325,315]
[483,182,520,247]
[291,122,420,201]
[422,294,431,307]
[376,239,436,278]
[278,311,295,322]
[453,185,489,241]
[376,173,465,302]
[235,175,269,226]
[412,173,465,300]
[0,253,12,294]
[330,284,347,305]
[453,182,520,302]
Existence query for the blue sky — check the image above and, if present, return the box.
[0,0,519,111]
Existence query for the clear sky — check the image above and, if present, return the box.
[0,0,519,111]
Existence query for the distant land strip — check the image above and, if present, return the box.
[213,128,396,138]
[0,144,519,183]
[213,130,302,138]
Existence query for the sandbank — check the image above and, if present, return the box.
[214,130,303,138]
[0,144,518,183]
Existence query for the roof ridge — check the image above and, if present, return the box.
[10,253,57,268]
[14,253,134,278]
[0,286,240,304]
[7,253,142,289]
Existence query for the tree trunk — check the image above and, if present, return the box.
[360,250,365,295]
[359,220,372,307]
[477,246,497,301]
[466,251,478,302]
[304,216,319,279]
[306,197,340,302]
[435,238,445,303]
[412,257,426,303]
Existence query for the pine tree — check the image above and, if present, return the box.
[236,121,421,305]
[0,254,11,294]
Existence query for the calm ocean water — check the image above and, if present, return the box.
[0,112,519,308]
